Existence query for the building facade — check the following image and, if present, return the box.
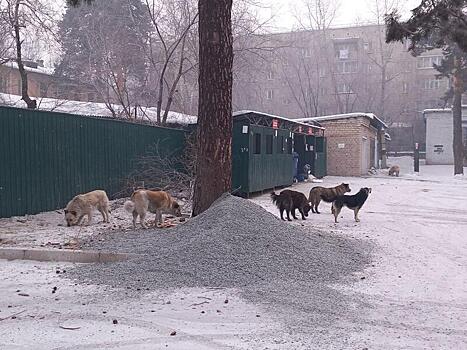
[298,113,387,176]
[0,61,97,102]
[424,107,467,165]
[231,25,465,152]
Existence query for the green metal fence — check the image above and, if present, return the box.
[0,106,187,218]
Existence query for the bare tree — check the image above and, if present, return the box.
[0,0,57,109]
[143,0,198,124]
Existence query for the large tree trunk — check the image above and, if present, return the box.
[452,59,464,175]
[192,0,233,216]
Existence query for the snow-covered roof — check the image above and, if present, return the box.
[295,112,388,128]
[423,106,467,115]
[0,93,197,125]
[233,110,325,130]
[2,61,55,76]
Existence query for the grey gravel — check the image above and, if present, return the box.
[71,193,372,329]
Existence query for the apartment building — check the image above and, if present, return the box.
[232,24,460,151]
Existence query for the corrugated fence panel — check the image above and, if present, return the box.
[0,106,187,218]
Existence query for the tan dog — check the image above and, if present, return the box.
[64,190,110,226]
[124,190,182,229]
[388,165,400,177]
[308,183,351,214]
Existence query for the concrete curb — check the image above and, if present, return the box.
[0,247,137,263]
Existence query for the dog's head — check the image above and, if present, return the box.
[303,203,311,217]
[64,209,79,227]
[171,201,182,217]
[341,183,351,193]
[361,187,372,195]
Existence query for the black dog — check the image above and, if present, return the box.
[332,187,372,223]
[271,190,311,221]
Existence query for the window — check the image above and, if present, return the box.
[336,61,358,74]
[40,82,48,97]
[282,98,291,105]
[267,71,274,80]
[302,48,312,57]
[334,42,358,59]
[266,135,273,154]
[402,82,408,94]
[254,133,261,154]
[277,136,284,153]
[417,56,442,69]
[423,79,441,90]
[363,41,372,52]
[286,137,293,154]
[320,87,326,96]
[266,89,273,100]
[0,75,6,91]
[315,137,324,153]
[319,67,326,77]
[337,83,353,94]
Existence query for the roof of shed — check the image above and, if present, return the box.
[295,112,388,129]
[233,110,324,130]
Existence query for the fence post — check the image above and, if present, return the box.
[414,142,420,173]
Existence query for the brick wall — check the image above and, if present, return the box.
[321,117,378,176]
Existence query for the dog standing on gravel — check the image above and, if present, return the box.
[332,187,372,223]
[388,165,400,177]
[308,183,351,214]
[124,189,182,229]
[271,190,311,221]
[64,190,110,226]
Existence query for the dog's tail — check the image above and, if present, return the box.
[270,191,280,205]
[123,200,135,213]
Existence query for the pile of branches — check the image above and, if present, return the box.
[121,134,196,205]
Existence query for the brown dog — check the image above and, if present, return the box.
[64,190,110,226]
[388,165,400,177]
[308,183,351,214]
[124,189,182,229]
[271,190,311,221]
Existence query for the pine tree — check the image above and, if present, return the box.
[192,0,233,216]
[57,0,151,109]
[385,0,467,174]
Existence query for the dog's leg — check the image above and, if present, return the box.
[333,205,341,223]
[132,211,138,229]
[86,212,93,225]
[140,211,148,229]
[280,208,285,221]
[292,208,298,220]
[286,210,292,221]
[77,214,85,226]
[354,208,361,222]
[315,199,321,214]
[156,210,163,227]
[299,208,306,220]
[311,203,316,214]
[98,207,107,223]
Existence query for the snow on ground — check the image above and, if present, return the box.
[253,157,467,348]
[1,157,466,349]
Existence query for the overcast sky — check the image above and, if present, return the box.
[258,0,423,31]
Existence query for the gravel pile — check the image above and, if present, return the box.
[72,194,371,328]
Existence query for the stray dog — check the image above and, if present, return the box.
[124,189,182,229]
[332,187,372,223]
[271,190,311,221]
[64,190,110,226]
[388,165,400,177]
[308,183,351,214]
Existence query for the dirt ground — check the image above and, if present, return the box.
[1,157,466,349]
